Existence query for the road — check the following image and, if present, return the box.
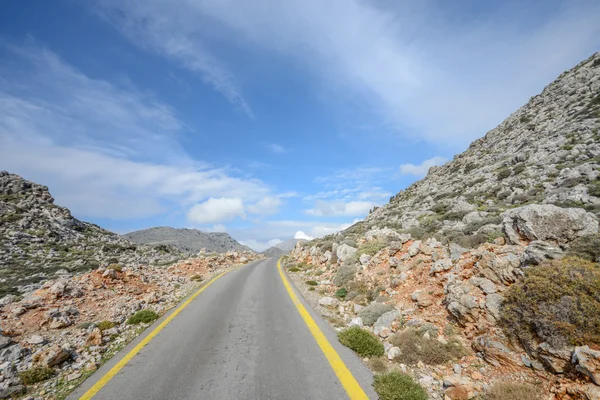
[69,258,377,400]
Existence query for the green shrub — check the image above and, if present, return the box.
[305,280,318,286]
[96,320,116,331]
[367,357,388,373]
[358,302,394,326]
[373,372,428,400]
[107,264,122,272]
[406,226,428,240]
[568,234,600,262]
[430,203,450,214]
[333,263,357,287]
[337,326,384,357]
[501,257,600,347]
[513,163,526,175]
[389,328,468,365]
[190,274,203,282]
[588,180,600,197]
[128,310,159,325]
[497,167,511,180]
[20,367,54,385]
[443,211,468,221]
[288,267,301,273]
[485,382,542,400]
[335,288,348,300]
[357,240,388,258]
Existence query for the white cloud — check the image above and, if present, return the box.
[399,156,447,177]
[305,200,374,217]
[187,197,245,224]
[247,196,282,215]
[207,224,227,232]
[267,143,286,154]
[295,231,313,240]
[106,0,600,147]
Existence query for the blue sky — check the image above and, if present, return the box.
[1,0,599,251]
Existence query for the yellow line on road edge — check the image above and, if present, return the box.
[79,266,240,400]
[277,259,369,400]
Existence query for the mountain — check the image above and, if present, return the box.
[123,227,254,254]
[0,172,182,298]
[288,53,600,399]
[262,238,305,258]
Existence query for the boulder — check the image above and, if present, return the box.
[336,244,357,263]
[573,346,600,386]
[359,254,371,266]
[502,204,598,245]
[373,310,400,336]
[318,297,339,308]
[37,344,71,367]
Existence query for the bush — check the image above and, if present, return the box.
[335,288,348,300]
[568,234,600,262]
[128,310,159,325]
[305,280,318,286]
[373,372,428,400]
[337,326,384,357]
[501,257,600,348]
[96,320,116,331]
[20,367,54,385]
[497,167,511,180]
[367,357,388,373]
[357,240,388,258]
[389,328,468,365]
[358,302,394,326]
[485,382,542,400]
[589,180,600,197]
[333,263,357,287]
[288,267,301,273]
[107,264,122,272]
[190,274,203,282]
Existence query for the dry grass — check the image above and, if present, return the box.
[485,382,542,400]
[389,328,468,365]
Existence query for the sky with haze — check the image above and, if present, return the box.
[1,0,599,251]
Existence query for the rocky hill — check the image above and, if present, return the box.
[288,53,600,399]
[123,227,253,254]
[0,172,182,298]
[262,238,304,258]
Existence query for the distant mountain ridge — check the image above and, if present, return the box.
[262,238,304,258]
[123,227,254,254]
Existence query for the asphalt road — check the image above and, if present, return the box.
[69,258,377,400]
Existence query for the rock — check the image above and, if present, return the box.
[388,346,401,360]
[318,297,339,307]
[348,317,363,328]
[359,254,371,266]
[49,279,68,297]
[445,385,469,400]
[502,204,598,245]
[573,346,600,386]
[26,335,45,345]
[431,258,453,274]
[453,364,462,374]
[469,277,497,294]
[472,336,516,368]
[336,244,357,263]
[0,344,24,363]
[86,328,103,346]
[353,304,363,313]
[374,310,400,336]
[0,294,18,306]
[408,241,421,257]
[38,344,71,367]
[48,311,72,329]
[523,240,564,265]
[449,244,468,262]
[485,294,504,321]
[537,342,571,374]
[0,385,25,399]
[0,335,12,350]
[446,281,479,323]
[67,372,82,381]
[102,269,117,279]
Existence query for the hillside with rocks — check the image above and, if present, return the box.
[123,227,253,254]
[0,172,182,298]
[262,238,304,258]
[287,53,600,399]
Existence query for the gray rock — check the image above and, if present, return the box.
[449,244,468,262]
[0,385,25,399]
[0,335,12,350]
[485,293,504,321]
[502,204,598,245]
[523,240,564,265]
[318,297,339,307]
[336,244,357,263]
[573,346,600,385]
[359,254,372,266]
[387,346,401,360]
[408,241,421,257]
[373,310,400,336]
[0,344,24,363]
[430,258,453,274]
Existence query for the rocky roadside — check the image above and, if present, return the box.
[0,251,262,400]
[287,204,600,400]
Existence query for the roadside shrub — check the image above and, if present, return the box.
[335,288,348,299]
[333,263,357,287]
[128,310,159,325]
[358,302,394,326]
[337,326,384,357]
[567,234,600,262]
[357,240,388,258]
[305,280,318,286]
[288,266,301,273]
[367,357,388,373]
[485,382,542,400]
[373,372,428,400]
[96,320,116,332]
[389,328,468,365]
[20,367,54,385]
[190,275,203,282]
[501,257,600,348]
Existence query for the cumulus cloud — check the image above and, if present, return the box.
[247,196,282,215]
[305,200,374,217]
[294,231,314,240]
[399,156,447,177]
[187,197,245,224]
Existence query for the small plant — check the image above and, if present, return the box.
[20,366,54,385]
[333,263,357,287]
[190,275,203,282]
[373,372,428,400]
[107,264,122,272]
[357,240,388,258]
[288,267,301,273]
[305,280,318,286]
[588,180,600,197]
[358,302,394,326]
[338,326,384,357]
[308,287,315,291]
[335,288,348,300]
[96,320,116,332]
[496,167,511,180]
[501,256,600,347]
[127,310,159,325]
[486,382,542,400]
[367,357,388,373]
[389,328,468,365]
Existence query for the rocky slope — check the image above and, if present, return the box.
[123,227,253,254]
[0,172,182,298]
[288,53,600,399]
[0,251,261,399]
[262,238,304,258]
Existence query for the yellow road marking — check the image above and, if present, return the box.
[277,259,369,400]
[79,266,241,400]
